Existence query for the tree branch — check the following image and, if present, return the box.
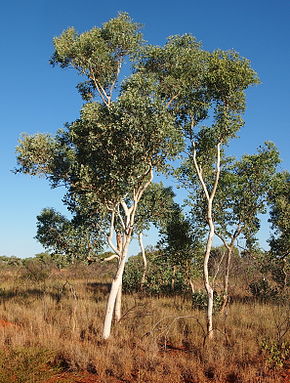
[103,253,119,261]
[210,142,221,201]
[107,210,121,257]
[192,141,210,201]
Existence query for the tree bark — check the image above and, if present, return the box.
[204,200,215,339]
[102,244,128,339]
[171,265,176,291]
[192,142,221,339]
[138,232,147,288]
[114,233,123,322]
[221,246,232,313]
[114,283,122,322]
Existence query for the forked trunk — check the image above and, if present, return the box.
[102,244,128,339]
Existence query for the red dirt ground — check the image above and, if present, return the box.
[0,319,15,327]
[42,372,123,383]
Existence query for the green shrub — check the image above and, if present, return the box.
[260,338,290,368]
[192,290,223,312]
[249,278,279,301]
[123,252,189,295]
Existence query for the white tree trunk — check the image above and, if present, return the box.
[221,246,232,313]
[138,232,147,288]
[114,283,122,322]
[102,249,127,339]
[189,279,195,294]
[192,142,221,339]
[204,201,215,339]
[114,233,123,322]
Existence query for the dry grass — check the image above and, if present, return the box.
[0,266,288,383]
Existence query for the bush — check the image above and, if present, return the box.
[192,290,223,312]
[21,259,51,284]
[249,278,279,301]
[260,338,290,368]
[123,252,189,295]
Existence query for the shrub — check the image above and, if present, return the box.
[123,252,189,295]
[192,290,223,312]
[249,278,279,301]
[21,259,51,284]
[260,338,290,368]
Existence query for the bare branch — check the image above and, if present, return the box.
[103,253,119,261]
[166,93,179,108]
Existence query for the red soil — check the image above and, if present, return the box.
[42,372,123,383]
[0,319,17,327]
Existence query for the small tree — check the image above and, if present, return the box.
[15,14,182,339]
[267,171,290,289]
[203,143,280,310]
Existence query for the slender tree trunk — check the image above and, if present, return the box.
[138,232,147,288]
[192,141,220,340]
[221,246,233,313]
[204,200,215,339]
[114,233,123,322]
[171,265,177,291]
[189,279,195,294]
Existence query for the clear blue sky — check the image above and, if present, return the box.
[1,0,289,258]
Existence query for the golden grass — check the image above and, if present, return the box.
[0,267,288,383]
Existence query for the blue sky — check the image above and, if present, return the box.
[1,0,289,258]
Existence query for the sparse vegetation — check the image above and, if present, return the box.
[0,262,288,382]
[2,11,288,383]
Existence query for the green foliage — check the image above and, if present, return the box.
[191,291,223,312]
[249,278,279,302]
[123,250,190,295]
[268,171,290,260]
[260,338,290,368]
[51,12,142,101]
[134,182,177,233]
[0,255,23,267]
[35,208,103,264]
[187,142,280,248]
[122,255,144,293]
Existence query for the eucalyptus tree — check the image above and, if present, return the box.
[190,143,280,311]
[266,170,290,288]
[137,36,259,337]
[15,14,182,339]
